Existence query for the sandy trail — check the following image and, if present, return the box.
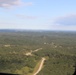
[25,48,42,56]
[33,57,46,75]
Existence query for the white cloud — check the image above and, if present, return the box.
[16,14,37,19]
[53,14,76,26]
[0,0,33,8]
[47,14,76,31]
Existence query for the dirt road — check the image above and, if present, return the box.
[33,57,46,75]
[25,48,42,56]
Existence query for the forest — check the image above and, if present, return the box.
[0,31,76,75]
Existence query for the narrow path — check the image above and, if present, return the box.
[33,57,46,75]
[33,48,42,52]
[25,48,42,56]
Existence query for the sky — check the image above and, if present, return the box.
[0,0,76,31]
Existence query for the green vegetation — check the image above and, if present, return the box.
[0,31,76,75]
[33,58,43,74]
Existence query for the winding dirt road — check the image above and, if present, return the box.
[33,57,46,75]
[25,48,42,56]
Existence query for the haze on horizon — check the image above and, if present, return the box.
[0,0,76,31]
